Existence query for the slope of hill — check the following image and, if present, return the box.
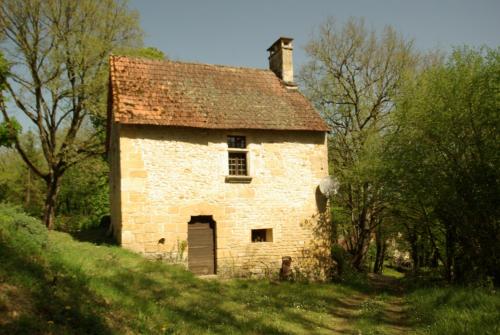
[1,205,498,335]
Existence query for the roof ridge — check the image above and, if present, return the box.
[110,54,272,73]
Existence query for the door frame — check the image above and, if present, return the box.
[187,215,217,275]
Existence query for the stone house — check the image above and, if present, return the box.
[107,37,330,276]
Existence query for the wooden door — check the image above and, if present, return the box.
[188,217,215,275]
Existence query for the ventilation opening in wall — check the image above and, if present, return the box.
[251,228,273,242]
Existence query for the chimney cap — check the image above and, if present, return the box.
[267,37,294,52]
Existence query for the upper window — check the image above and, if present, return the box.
[227,136,248,177]
[228,135,246,149]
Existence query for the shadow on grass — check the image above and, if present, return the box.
[70,225,117,246]
[95,259,413,334]
[99,263,293,334]
[0,240,115,334]
[0,213,418,335]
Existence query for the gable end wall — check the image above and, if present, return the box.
[111,125,329,275]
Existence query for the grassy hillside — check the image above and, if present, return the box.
[406,285,500,335]
[1,205,498,334]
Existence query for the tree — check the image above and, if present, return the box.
[0,0,142,228]
[300,17,416,269]
[0,131,46,217]
[384,47,500,283]
[120,46,166,60]
[57,155,110,231]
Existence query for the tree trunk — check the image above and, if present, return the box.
[444,225,456,282]
[405,226,421,273]
[43,175,60,230]
[410,241,419,273]
[430,248,440,268]
[352,224,371,270]
[351,183,375,271]
[373,225,386,274]
[25,167,31,208]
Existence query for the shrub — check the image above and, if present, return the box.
[0,203,47,255]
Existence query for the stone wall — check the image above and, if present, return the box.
[108,122,122,243]
[110,124,329,276]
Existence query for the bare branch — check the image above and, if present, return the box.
[0,100,47,180]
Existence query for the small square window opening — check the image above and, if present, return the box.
[251,228,273,242]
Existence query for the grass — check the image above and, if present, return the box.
[406,286,500,335]
[382,266,405,279]
[1,204,499,334]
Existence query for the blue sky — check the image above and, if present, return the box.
[4,0,500,129]
[130,0,500,70]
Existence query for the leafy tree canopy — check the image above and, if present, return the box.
[300,17,417,269]
[0,0,143,228]
[383,46,500,283]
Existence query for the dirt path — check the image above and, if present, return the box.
[327,274,412,335]
[368,274,411,333]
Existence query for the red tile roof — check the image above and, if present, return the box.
[108,56,329,132]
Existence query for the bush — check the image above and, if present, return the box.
[0,202,48,255]
[331,244,348,278]
[54,214,97,232]
[0,203,115,334]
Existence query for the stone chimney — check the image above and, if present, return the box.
[267,37,294,85]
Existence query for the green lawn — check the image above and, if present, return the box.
[406,285,500,335]
[1,205,498,334]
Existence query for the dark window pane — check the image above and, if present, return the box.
[228,136,246,148]
[252,229,273,242]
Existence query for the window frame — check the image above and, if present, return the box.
[225,135,252,183]
[228,150,248,176]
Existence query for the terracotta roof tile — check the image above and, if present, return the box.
[108,56,329,132]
